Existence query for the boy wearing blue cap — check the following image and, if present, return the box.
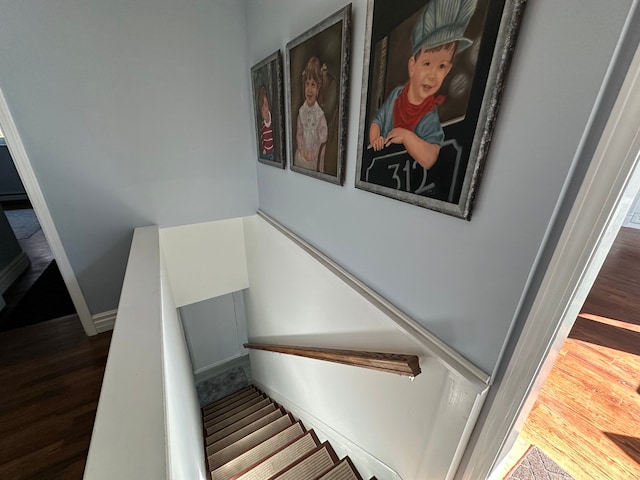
[369,0,477,170]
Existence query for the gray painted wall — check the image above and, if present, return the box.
[246,0,634,373]
[0,0,258,314]
[0,0,634,374]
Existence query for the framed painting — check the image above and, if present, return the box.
[285,4,352,185]
[355,0,527,219]
[251,51,286,168]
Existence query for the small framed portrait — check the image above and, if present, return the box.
[285,5,352,185]
[355,0,527,219]
[251,51,286,168]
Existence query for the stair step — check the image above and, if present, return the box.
[269,441,339,480]
[317,458,364,480]
[233,431,320,480]
[203,392,264,423]
[203,395,269,428]
[206,404,279,446]
[208,414,295,470]
[205,398,274,436]
[211,422,306,480]
[202,386,256,414]
[206,409,285,456]
[203,389,261,417]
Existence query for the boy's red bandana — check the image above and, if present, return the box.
[393,83,445,132]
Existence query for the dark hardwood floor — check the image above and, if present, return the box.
[514,227,640,479]
[1,202,111,479]
[0,315,111,479]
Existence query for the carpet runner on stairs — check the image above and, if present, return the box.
[202,385,375,480]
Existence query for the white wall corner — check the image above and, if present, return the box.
[0,251,29,294]
[93,309,117,333]
[159,218,250,307]
[232,290,249,355]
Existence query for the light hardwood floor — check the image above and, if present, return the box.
[505,227,640,479]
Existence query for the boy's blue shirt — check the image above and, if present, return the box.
[371,86,445,147]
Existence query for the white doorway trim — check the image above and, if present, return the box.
[0,86,97,336]
[456,43,640,479]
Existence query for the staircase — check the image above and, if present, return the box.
[202,386,375,480]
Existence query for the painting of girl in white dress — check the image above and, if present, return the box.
[285,5,351,185]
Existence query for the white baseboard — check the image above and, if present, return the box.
[193,353,244,376]
[0,251,30,294]
[252,380,402,480]
[93,309,117,333]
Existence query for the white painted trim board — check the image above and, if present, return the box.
[93,309,117,333]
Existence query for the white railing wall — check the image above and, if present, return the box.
[84,226,208,480]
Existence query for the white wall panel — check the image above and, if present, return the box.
[160,218,249,307]
[180,293,246,374]
[243,215,487,480]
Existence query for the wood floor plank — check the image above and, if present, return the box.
[517,227,640,480]
[0,315,111,480]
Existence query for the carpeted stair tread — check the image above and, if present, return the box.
[204,392,264,423]
[208,414,295,470]
[206,404,279,446]
[211,422,306,480]
[206,398,274,436]
[203,394,269,428]
[202,385,255,411]
[203,387,257,414]
[234,431,320,480]
[317,458,364,480]
[206,409,286,456]
[270,442,338,480]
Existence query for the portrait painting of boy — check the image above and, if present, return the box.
[356,0,523,219]
[251,51,285,169]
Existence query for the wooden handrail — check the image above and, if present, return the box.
[244,343,421,377]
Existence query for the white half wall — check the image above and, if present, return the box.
[85,226,207,480]
[160,218,249,307]
[242,215,488,480]
[160,243,208,480]
[84,226,167,479]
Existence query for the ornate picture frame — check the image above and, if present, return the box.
[285,4,352,185]
[251,51,286,169]
[355,0,527,219]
